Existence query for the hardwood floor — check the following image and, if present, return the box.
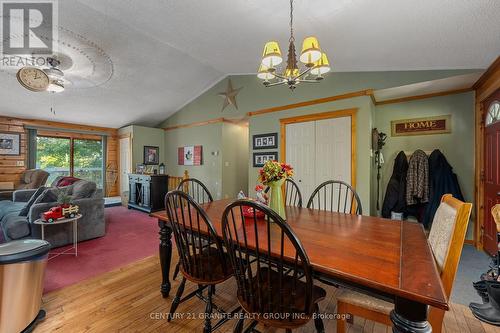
[35,255,500,333]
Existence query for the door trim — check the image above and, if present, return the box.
[279,108,357,189]
[474,56,500,249]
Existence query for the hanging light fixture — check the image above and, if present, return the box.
[257,0,331,90]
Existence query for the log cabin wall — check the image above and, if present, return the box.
[0,116,119,196]
[0,116,27,187]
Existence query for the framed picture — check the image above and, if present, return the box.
[178,145,203,166]
[0,132,20,155]
[253,133,278,150]
[143,146,159,165]
[136,164,145,174]
[253,152,278,167]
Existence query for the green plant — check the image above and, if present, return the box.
[57,188,71,205]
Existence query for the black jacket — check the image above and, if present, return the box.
[423,149,464,227]
[382,151,409,218]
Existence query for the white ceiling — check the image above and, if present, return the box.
[0,0,499,128]
[374,72,484,102]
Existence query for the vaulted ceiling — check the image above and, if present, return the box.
[0,0,499,128]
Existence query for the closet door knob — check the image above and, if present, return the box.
[497,192,500,196]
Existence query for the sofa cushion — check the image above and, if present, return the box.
[18,186,46,216]
[36,188,59,203]
[2,215,30,239]
[71,180,96,199]
[0,202,26,220]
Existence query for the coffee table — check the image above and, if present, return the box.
[34,214,82,260]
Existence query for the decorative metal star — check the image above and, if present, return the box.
[218,79,242,112]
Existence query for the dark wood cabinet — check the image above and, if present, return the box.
[128,174,168,213]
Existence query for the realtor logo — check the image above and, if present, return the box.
[1,0,57,55]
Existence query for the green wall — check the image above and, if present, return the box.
[164,123,223,198]
[374,91,475,237]
[118,125,166,170]
[222,123,249,199]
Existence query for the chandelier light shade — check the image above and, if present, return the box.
[257,64,276,80]
[257,0,331,90]
[310,53,331,75]
[261,41,283,68]
[299,36,322,65]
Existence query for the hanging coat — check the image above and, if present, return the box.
[423,149,464,228]
[406,149,429,205]
[381,151,408,218]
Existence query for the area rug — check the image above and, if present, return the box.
[43,206,159,293]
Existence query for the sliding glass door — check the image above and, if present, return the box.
[36,136,71,185]
[73,139,103,187]
[36,135,104,188]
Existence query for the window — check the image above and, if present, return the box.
[36,136,71,185]
[36,135,104,188]
[74,139,103,187]
[486,101,500,127]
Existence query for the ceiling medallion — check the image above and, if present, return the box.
[257,0,331,90]
[218,79,243,112]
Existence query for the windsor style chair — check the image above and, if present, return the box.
[164,190,236,333]
[307,180,362,215]
[221,199,326,333]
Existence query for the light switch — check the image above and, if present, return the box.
[225,161,230,167]
[16,160,24,167]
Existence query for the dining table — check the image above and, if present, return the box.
[151,199,448,333]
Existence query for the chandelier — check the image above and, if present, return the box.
[257,0,330,90]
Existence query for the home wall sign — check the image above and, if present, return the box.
[391,115,451,136]
[253,151,278,167]
[253,133,278,150]
[0,132,20,155]
[178,145,203,166]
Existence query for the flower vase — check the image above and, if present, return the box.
[268,178,286,220]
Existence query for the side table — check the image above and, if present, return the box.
[33,214,82,260]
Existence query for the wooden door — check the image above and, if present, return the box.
[483,90,500,255]
[286,121,316,201]
[119,137,131,196]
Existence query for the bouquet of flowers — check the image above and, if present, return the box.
[258,160,294,185]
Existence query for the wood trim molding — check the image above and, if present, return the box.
[473,56,500,95]
[374,88,473,106]
[248,90,372,117]
[163,117,248,131]
[474,56,500,250]
[279,108,358,189]
[9,116,118,135]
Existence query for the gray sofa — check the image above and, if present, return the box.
[0,180,105,248]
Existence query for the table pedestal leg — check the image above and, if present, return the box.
[158,219,172,298]
[390,297,431,333]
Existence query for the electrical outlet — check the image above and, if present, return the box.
[16,160,24,167]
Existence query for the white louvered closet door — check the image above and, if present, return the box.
[285,116,352,206]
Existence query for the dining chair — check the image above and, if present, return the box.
[307,180,362,215]
[264,178,303,207]
[336,194,472,333]
[176,178,214,204]
[165,190,234,333]
[221,199,326,333]
[172,178,214,280]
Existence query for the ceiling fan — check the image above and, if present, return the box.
[16,56,66,93]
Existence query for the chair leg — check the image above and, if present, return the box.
[286,330,292,333]
[173,261,180,280]
[314,303,325,333]
[167,277,186,322]
[234,315,245,333]
[203,285,214,333]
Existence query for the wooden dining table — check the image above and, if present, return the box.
[151,199,448,333]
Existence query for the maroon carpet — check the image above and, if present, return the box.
[44,206,158,293]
